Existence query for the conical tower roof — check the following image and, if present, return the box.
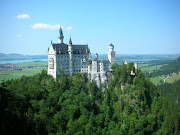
[59,25,63,36]
[69,36,72,44]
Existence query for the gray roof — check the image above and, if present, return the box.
[72,45,90,54]
[109,43,114,47]
[52,43,68,54]
[52,43,90,54]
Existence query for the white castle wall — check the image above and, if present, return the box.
[48,28,116,87]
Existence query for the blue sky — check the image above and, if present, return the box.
[0,0,180,55]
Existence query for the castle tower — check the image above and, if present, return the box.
[108,43,115,64]
[95,53,98,59]
[124,60,128,65]
[58,26,64,44]
[68,37,73,76]
[134,62,138,73]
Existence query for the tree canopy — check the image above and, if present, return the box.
[0,65,180,135]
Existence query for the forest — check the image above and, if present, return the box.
[158,80,180,105]
[0,63,180,135]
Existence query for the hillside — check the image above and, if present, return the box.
[0,64,180,134]
[145,56,180,78]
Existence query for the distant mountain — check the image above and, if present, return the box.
[0,53,47,61]
[0,53,6,57]
[8,53,23,56]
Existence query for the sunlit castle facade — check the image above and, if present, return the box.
[48,27,115,86]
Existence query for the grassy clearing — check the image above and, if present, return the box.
[141,65,163,72]
[138,62,164,72]
[150,72,180,84]
[0,67,47,82]
[138,63,149,68]
[150,77,162,84]
[166,72,180,83]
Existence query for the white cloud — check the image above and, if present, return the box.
[65,26,72,31]
[16,34,23,37]
[80,40,86,44]
[32,23,72,31]
[32,23,62,30]
[16,14,30,19]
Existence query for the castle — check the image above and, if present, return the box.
[48,27,115,87]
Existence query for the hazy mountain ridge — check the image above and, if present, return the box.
[0,53,47,61]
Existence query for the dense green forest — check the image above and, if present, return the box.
[158,80,180,105]
[145,56,180,77]
[0,63,180,135]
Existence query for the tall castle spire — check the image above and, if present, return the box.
[69,36,72,45]
[58,25,64,44]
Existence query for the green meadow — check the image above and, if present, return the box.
[0,61,47,82]
[166,72,180,83]
[150,72,180,85]
[138,63,163,72]
[0,67,48,82]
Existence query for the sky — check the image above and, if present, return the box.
[0,0,180,55]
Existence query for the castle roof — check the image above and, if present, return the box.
[51,43,89,54]
[109,43,114,47]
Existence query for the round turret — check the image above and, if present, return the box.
[109,43,114,47]
[109,43,114,52]
[95,53,98,59]
[134,62,138,73]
